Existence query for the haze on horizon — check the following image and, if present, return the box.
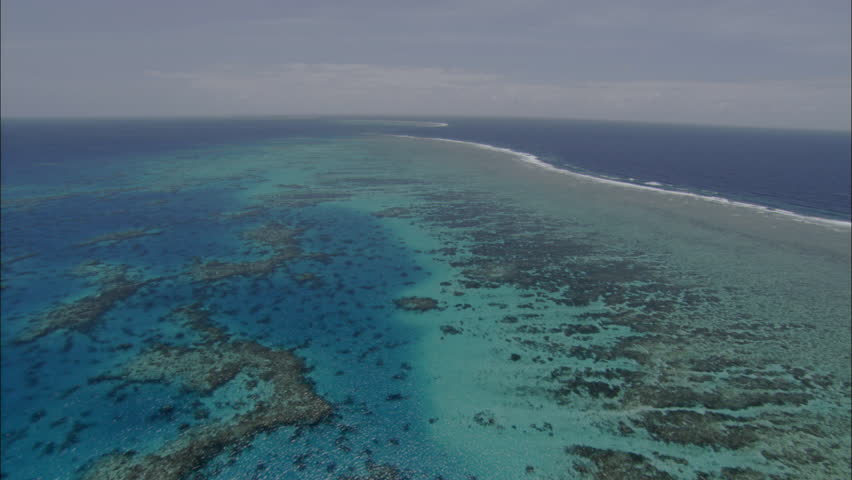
[2,0,850,131]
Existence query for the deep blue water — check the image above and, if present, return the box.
[4,117,849,220]
[0,118,359,187]
[390,117,852,221]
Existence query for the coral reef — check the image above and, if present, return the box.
[15,267,155,343]
[408,187,850,478]
[373,207,412,218]
[393,297,439,312]
[255,188,351,209]
[632,410,760,450]
[338,461,406,480]
[75,229,162,247]
[189,256,287,282]
[189,222,305,282]
[81,305,331,480]
[567,446,675,480]
[241,222,303,254]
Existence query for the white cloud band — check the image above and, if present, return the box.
[145,64,851,130]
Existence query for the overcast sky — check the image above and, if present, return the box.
[2,0,850,129]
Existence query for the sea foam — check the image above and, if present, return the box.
[393,135,852,231]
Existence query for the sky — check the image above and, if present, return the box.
[2,0,850,130]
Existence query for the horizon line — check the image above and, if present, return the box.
[1,113,849,134]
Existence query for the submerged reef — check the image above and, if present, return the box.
[167,303,229,343]
[82,305,331,480]
[338,461,406,480]
[0,252,39,268]
[632,410,760,450]
[189,256,288,282]
[255,187,351,209]
[372,207,412,219]
[393,297,440,312]
[241,221,303,253]
[402,187,851,478]
[567,446,675,480]
[3,136,848,480]
[15,262,157,344]
[189,222,305,282]
[75,228,162,247]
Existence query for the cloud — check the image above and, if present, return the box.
[3,1,848,128]
[145,64,851,130]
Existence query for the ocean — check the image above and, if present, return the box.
[1,117,850,480]
[399,118,851,222]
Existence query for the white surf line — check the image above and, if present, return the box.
[391,135,851,231]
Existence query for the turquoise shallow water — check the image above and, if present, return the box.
[1,122,850,480]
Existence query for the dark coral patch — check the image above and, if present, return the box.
[338,461,406,480]
[393,297,439,312]
[80,305,331,480]
[439,325,463,335]
[75,228,162,247]
[567,446,674,480]
[633,410,760,450]
[16,271,156,343]
[373,207,412,218]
